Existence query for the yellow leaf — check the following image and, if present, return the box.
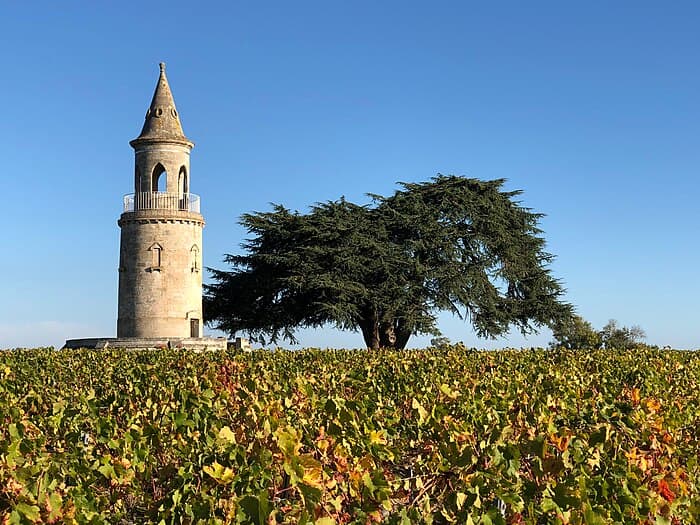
[550,433,570,452]
[369,430,387,445]
[412,398,428,423]
[299,455,323,488]
[644,397,661,413]
[630,388,641,405]
[440,383,458,399]
[456,492,467,509]
[203,461,236,484]
[639,456,648,472]
[587,447,601,469]
[217,426,236,445]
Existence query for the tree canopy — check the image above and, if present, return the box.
[599,319,646,350]
[205,175,572,349]
[549,315,602,350]
[550,316,646,350]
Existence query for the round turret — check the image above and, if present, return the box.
[117,63,204,339]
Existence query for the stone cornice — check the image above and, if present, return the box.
[129,136,194,149]
[118,209,205,227]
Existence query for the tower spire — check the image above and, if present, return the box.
[131,62,192,146]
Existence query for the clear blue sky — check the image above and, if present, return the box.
[1,1,698,349]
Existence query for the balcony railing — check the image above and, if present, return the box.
[123,192,201,213]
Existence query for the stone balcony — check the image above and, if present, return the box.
[123,192,201,213]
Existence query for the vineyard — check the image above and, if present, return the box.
[1,347,698,524]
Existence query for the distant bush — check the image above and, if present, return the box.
[550,316,646,350]
[1,347,698,523]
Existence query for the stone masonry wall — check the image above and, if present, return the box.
[134,143,191,193]
[117,210,204,338]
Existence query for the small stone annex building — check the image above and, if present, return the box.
[65,64,226,350]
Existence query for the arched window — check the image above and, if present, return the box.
[149,243,163,271]
[152,163,166,193]
[135,168,141,193]
[178,166,189,210]
[190,244,200,272]
[178,166,188,195]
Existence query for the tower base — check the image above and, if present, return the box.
[63,336,227,351]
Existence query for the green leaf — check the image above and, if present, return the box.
[97,464,115,479]
[9,423,20,440]
[15,503,41,523]
[274,425,301,456]
[47,492,63,521]
[583,503,605,525]
[239,495,263,525]
[540,498,558,513]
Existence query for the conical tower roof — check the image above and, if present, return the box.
[131,63,193,147]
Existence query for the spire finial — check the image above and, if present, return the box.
[159,62,166,73]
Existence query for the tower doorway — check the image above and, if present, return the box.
[190,318,200,338]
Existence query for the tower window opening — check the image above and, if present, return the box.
[152,163,167,193]
[191,245,200,272]
[178,166,189,210]
[179,166,188,194]
[149,243,163,270]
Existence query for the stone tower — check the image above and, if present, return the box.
[117,63,204,339]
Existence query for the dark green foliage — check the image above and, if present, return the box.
[205,176,572,348]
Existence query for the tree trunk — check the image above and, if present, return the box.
[359,310,413,350]
[394,318,412,349]
[379,318,412,349]
[379,322,396,349]
[358,312,381,350]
